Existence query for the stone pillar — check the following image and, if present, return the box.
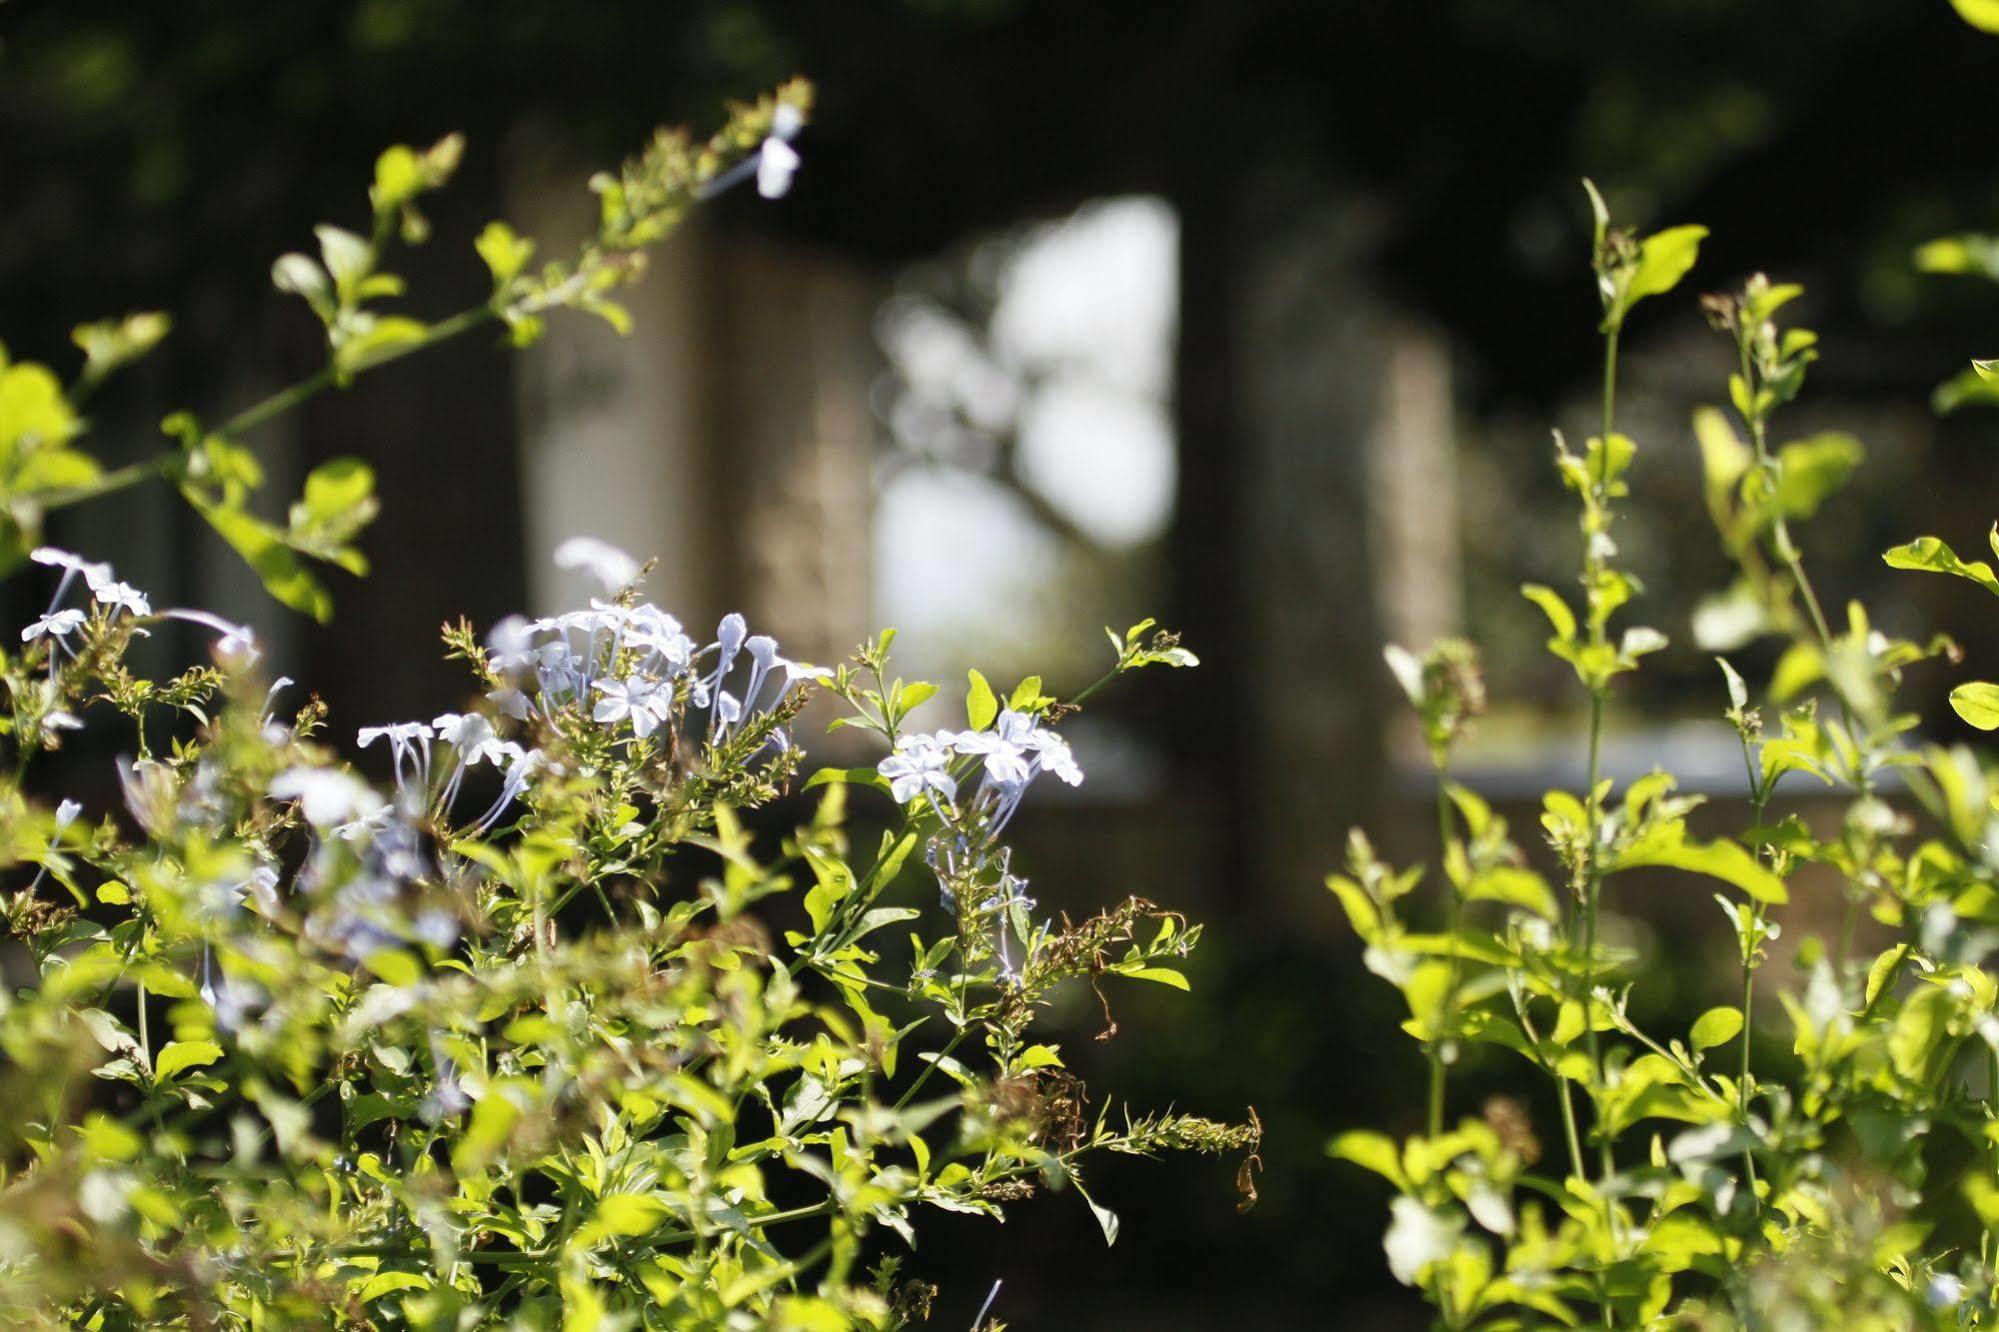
[509,170,723,626]
[1230,178,1402,912]
[508,158,878,667]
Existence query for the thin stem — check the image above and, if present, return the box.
[42,307,499,515]
[1737,733,1768,1203]
[1509,983,1587,1181]
[1737,940,1760,1199]
[1579,322,1618,1191]
[1065,662,1124,711]
[1601,326,1619,452]
[1581,688,1611,1182]
[894,1024,969,1112]
[1428,763,1457,1138]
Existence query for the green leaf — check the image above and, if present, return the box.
[72,312,171,382]
[334,315,429,377]
[289,457,379,566]
[1581,177,1609,251]
[475,221,536,288]
[1463,867,1559,921]
[1932,365,1999,415]
[1009,674,1046,710]
[1124,966,1190,991]
[370,145,423,212]
[802,847,855,934]
[965,668,998,731]
[452,1086,522,1172]
[1717,657,1748,712]
[1520,584,1576,643]
[356,1271,430,1303]
[1622,225,1709,315]
[316,225,372,302]
[1383,644,1425,706]
[1950,682,1999,730]
[1328,1129,1409,1189]
[1076,1179,1120,1248]
[1612,835,1788,905]
[184,489,334,622]
[1914,232,1999,279]
[1774,432,1863,519]
[1882,535,1999,596]
[592,1193,668,1238]
[1951,0,1999,32]
[1689,1007,1744,1052]
[803,766,893,798]
[271,253,335,321]
[155,1039,223,1081]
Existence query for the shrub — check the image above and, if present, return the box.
[0,87,1252,1328]
[1331,174,1999,1326]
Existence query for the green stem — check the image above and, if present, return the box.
[41,307,499,515]
[1601,326,1619,452]
[1575,324,1620,1185]
[1737,737,1767,1201]
[894,1024,969,1112]
[1065,662,1124,711]
[1581,688,1611,1182]
[1428,763,1458,1138]
[1737,941,1760,1198]
[1509,983,1588,1181]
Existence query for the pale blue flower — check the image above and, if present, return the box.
[164,608,260,663]
[879,733,958,805]
[553,535,640,592]
[593,676,670,739]
[93,580,151,618]
[271,767,387,828]
[22,608,84,643]
[952,711,1035,786]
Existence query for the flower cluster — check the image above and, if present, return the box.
[878,708,1082,976]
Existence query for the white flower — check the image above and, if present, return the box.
[1025,726,1083,787]
[358,720,434,750]
[31,547,112,591]
[952,710,1036,786]
[1928,1274,1965,1309]
[629,604,695,671]
[879,733,958,805]
[553,536,640,592]
[757,104,805,199]
[44,710,82,732]
[22,608,84,642]
[488,686,532,719]
[593,676,670,738]
[431,712,508,765]
[757,137,801,199]
[270,767,387,827]
[1384,1196,1463,1287]
[486,614,538,673]
[93,580,151,617]
[53,799,83,834]
[165,608,259,663]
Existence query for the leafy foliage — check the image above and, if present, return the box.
[0,81,812,622]
[0,93,1250,1329]
[1332,180,1999,1326]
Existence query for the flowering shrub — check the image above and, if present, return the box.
[0,90,1253,1328]
[1331,177,1999,1325]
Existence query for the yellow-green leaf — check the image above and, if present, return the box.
[155,1039,223,1081]
[1690,1006,1744,1052]
[1950,682,1999,730]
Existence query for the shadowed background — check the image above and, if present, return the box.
[7,1,1999,1323]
